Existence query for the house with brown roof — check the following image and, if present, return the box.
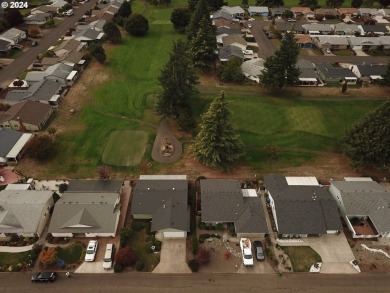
[295,34,313,48]
[0,101,53,131]
[291,7,315,19]
[213,18,240,30]
[315,8,337,19]
[336,8,358,17]
[222,34,247,51]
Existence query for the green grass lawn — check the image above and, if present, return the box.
[57,243,84,264]
[333,49,354,56]
[281,246,322,272]
[102,130,148,166]
[0,251,30,266]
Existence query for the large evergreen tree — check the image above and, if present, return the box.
[325,0,344,8]
[260,32,300,90]
[155,40,199,117]
[103,21,122,44]
[117,0,132,18]
[89,42,106,64]
[298,0,318,7]
[188,17,216,68]
[380,61,390,86]
[188,0,199,10]
[189,91,244,170]
[171,8,191,33]
[218,57,245,83]
[344,101,390,170]
[187,0,209,40]
[257,0,284,7]
[351,0,363,7]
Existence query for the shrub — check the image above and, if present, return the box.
[135,261,144,271]
[25,135,55,161]
[131,221,145,232]
[188,259,199,272]
[120,227,132,248]
[215,223,224,231]
[114,263,123,273]
[196,248,211,265]
[198,221,207,230]
[115,247,137,267]
[192,237,199,255]
[58,183,68,193]
[39,247,57,267]
[125,13,149,36]
[154,240,162,252]
[198,234,211,243]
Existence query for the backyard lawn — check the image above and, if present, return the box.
[281,246,322,272]
[0,251,30,266]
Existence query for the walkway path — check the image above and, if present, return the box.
[151,119,182,164]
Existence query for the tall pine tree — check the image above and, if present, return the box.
[187,0,209,40]
[188,17,217,68]
[188,0,199,10]
[155,40,199,118]
[189,91,244,170]
[380,61,390,86]
[260,32,300,90]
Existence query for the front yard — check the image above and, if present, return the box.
[280,246,322,272]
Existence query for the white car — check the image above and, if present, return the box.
[85,240,98,262]
[240,238,254,267]
[243,50,254,55]
[248,24,252,28]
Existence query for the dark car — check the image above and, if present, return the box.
[31,272,57,283]
[253,241,265,261]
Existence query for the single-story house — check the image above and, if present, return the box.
[248,6,269,17]
[358,8,380,17]
[0,190,53,239]
[66,179,123,194]
[379,9,390,18]
[61,50,85,68]
[358,25,388,36]
[221,6,245,18]
[275,23,304,34]
[213,18,240,29]
[54,39,86,58]
[30,5,58,15]
[379,35,390,49]
[269,8,289,18]
[264,175,342,237]
[315,63,357,84]
[241,58,265,83]
[77,19,107,32]
[296,59,319,86]
[23,12,51,25]
[131,176,190,238]
[5,79,65,106]
[329,179,390,238]
[314,8,337,19]
[347,37,381,50]
[336,8,358,17]
[0,128,33,164]
[302,23,333,35]
[48,192,121,237]
[349,64,387,82]
[73,28,104,42]
[0,39,11,54]
[219,45,245,62]
[201,179,268,238]
[333,23,360,35]
[0,101,53,131]
[216,27,242,45]
[290,7,315,19]
[25,63,77,86]
[295,34,312,48]
[222,34,247,51]
[212,10,233,21]
[0,28,26,44]
[313,35,349,50]
[49,0,67,9]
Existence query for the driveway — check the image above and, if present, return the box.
[152,238,191,274]
[278,234,358,274]
[250,20,276,59]
[353,49,369,57]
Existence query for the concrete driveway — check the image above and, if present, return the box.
[237,260,275,274]
[75,261,113,274]
[152,239,191,274]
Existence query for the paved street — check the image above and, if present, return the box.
[0,0,97,88]
[2,272,390,292]
[250,20,276,59]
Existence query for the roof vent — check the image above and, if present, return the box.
[163,205,166,208]
[172,187,175,190]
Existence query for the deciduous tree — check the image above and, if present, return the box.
[188,0,199,10]
[26,135,55,161]
[117,0,132,18]
[351,0,363,7]
[39,247,58,267]
[196,248,211,265]
[298,0,318,7]
[115,247,137,267]
[98,165,112,180]
[189,91,244,170]
[103,21,122,44]
[125,13,149,36]
[325,0,344,8]
[89,42,106,64]
[170,8,191,33]
[5,10,24,27]
[380,61,390,86]
[344,101,390,170]
[257,0,284,7]
[218,57,245,83]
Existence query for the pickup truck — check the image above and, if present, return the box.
[240,238,254,267]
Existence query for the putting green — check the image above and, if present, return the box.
[102,130,148,166]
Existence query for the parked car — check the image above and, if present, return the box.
[240,238,254,267]
[103,243,115,270]
[248,24,252,28]
[31,40,38,47]
[287,18,297,22]
[31,272,57,283]
[11,44,23,50]
[325,48,331,54]
[253,241,265,261]
[85,240,98,262]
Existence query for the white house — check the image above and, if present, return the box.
[221,6,245,18]
[241,58,265,83]
[248,6,269,16]
[0,28,27,44]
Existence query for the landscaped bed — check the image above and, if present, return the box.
[281,246,322,272]
[57,242,84,265]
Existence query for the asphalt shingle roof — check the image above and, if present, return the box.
[0,129,23,157]
[219,45,244,60]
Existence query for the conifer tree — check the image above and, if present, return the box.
[187,0,209,40]
[189,91,244,170]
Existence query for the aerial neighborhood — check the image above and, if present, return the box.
[0,0,389,286]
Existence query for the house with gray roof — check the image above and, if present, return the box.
[275,23,304,34]
[347,37,381,50]
[0,28,26,44]
[269,7,289,18]
[131,178,190,238]
[349,64,387,82]
[302,23,333,35]
[219,45,244,62]
[248,6,269,16]
[216,27,242,46]
[0,128,33,165]
[221,6,245,18]
[333,23,360,36]
[315,63,357,84]
[200,179,268,237]
[73,28,104,42]
[0,39,11,54]
[241,58,265,83]
[48,192,121,237]
[212,10,233,21]
[25,63,78,86]
[264,175,342,237]
[23,12,51,25]
[379,36,390,49]
[67,179,123,193]
[313,35,350,50]
[222,34,247,51]
[0,190,53,239]
[314,8,337,19]
[358,8,380,17]
[358,25,388,36]
[329,179,390,238]
[296,59,320,86]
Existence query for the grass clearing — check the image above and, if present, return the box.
[281,246,322,272]
[0,251,30,266]
[57,243,84,264]
[102,130,148,166]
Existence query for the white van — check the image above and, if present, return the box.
[65,9,74,16]
[103,244,114,270]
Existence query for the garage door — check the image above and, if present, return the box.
[163,231,186,238]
